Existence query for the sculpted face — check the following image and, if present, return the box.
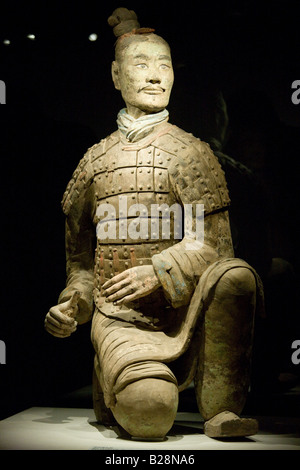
[112,37,174,118]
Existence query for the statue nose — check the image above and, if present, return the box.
[147,77,161,84]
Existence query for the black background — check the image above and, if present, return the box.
[0,0,299,421]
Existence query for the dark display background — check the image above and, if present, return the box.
[0,0,299,422]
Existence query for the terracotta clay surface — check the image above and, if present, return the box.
[45,7,263,440]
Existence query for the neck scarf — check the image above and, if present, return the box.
[117,108,169,142]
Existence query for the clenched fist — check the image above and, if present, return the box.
[44,291,81,338]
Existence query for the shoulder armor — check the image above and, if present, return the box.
[156,125,231,215]
[61,132,120,215]
[61,149,93,215]
[89,131,119,163]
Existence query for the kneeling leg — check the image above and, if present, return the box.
[111,378,178,440]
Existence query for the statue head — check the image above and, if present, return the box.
[108,8,174,118]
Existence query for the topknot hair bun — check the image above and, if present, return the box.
[108,8,140,38]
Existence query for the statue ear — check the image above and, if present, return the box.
[111,61,121,90]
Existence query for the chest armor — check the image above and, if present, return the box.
[90,134,180,290]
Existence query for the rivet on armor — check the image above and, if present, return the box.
[112,188,115,193]
[131,170,134,174]
[147,169,151,173]
[139,161,142,164]
[159,183,163,189]
[196,172,200,177]
[159,171,162,175]
[139,168,142,173]
[130,184,134,190]
[147,184,151,189]
[159,160,163,164]
[139,185,143,190]
[118,186,122,191]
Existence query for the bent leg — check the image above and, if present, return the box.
[111,378,178,439]
[195,266,258,437]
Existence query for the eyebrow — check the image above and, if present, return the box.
[133,54,149,60]
[133,53,172,61]
[158,55,171,61]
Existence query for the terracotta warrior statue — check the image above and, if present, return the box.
[45,8,263,440]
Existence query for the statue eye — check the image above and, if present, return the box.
[136,63,148,69]
[160,64,170,69]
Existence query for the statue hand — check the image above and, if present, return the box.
[44,291,81,338]
[102,265,160,305]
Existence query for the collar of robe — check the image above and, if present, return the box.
[117,108,169,142]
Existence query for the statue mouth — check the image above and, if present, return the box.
[140,86,165,95]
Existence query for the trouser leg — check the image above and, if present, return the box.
[195,266,258,436]
[92,355,116,425]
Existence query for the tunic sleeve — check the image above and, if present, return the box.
[58,150,96,324]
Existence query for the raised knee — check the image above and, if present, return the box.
[221,267,256,297]
[112,378,178,439]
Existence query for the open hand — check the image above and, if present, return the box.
[102,265,160,305]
